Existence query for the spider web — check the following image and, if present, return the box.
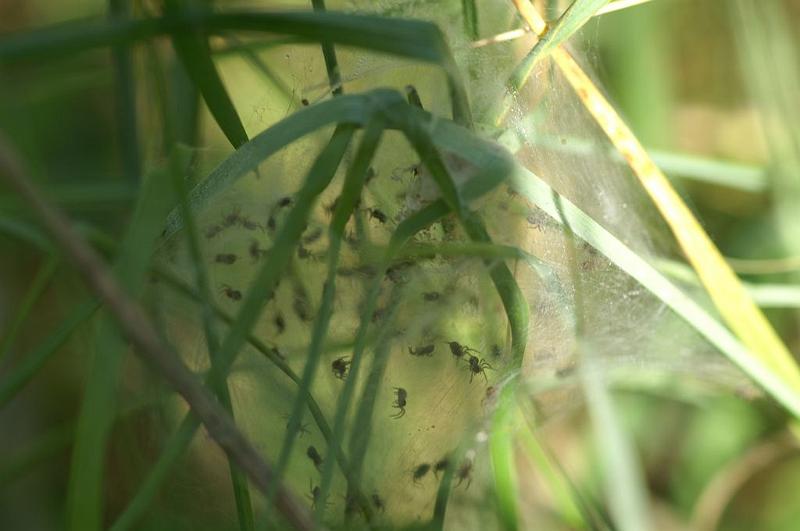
[143,1,758,529]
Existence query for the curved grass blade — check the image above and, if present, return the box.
[509,0,800,400]
[0,254,59,366]
[271,120,384,523]
[0,300,100,409]
[164,0,248,148]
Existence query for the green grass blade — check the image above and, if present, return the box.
[516,412,588,528]
[0,254,59,366]
[461,0,479,39]
[65,167,176,531]
[108,0,141,182]
[310,0,343,96]
[0,11,472,126]
[490,380,521,531]
[164,0,248,148]
[109,415,198,531]
[509,0,610,90]
[0,300,100,409]
[508,162,800,420]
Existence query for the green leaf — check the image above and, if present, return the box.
[66,166,177,531]
[0,10,471,125]
[164,1,248,148]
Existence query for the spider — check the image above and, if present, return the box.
[306,445,323,471]
[219,284,242,301]
[408,344,435,357]
[412,463,430,484]
[466,355,493,383]
[221,207,241,228]
[446,341,479,361]
[274,312,286,335]
[331,357,351,380]
[391,387,407,419]
[455,459,473,489]
[248,240,267,262]
[366,207,388,223]
[239,216,262,231]
[371,493,385,512]
[215,253,237,265]
[303,227,323,244]
[205,224,223,239]
[433,457,450,478]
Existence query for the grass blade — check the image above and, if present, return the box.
[164,0,248,148]
[65,166,177,531]
[0,255,59,366]
[108,0,141,182]
[0,10,472,126]
[508,0,609,92]
[0,300,99,409]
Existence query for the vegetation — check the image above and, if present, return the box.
[2,0,800,530]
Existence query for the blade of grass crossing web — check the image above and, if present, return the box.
[66,167,176,531]
[0,11,472,126]
[164,0,248,148]
[310,0,343,96]
[490,380,521,531]
[0,254,58,366]
[108,0,141,182]
[346,298,399,511]
[508,0,608,95]
[461,0,479,40]
[270,121,384,524]
[168,149,255,531]
[509,1,800,395]
[508,162,800,420]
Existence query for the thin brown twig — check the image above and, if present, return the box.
[0,133,315,531]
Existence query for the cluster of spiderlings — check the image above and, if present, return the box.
[410,455,473,488]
